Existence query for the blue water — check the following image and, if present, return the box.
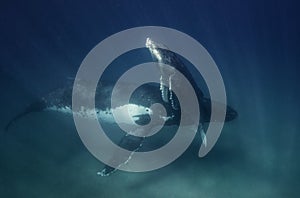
[1,0,300,197]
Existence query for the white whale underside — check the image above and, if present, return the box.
[47,104,151,125]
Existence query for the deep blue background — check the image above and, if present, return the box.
[0,0,299,197]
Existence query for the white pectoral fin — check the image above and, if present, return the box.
[160,76,169,103]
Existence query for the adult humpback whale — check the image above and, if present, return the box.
[5,38,237,176]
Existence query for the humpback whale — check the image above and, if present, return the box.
[5,38,238,176]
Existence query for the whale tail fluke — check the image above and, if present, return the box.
[5,100,47,131]
[200,98,238,123]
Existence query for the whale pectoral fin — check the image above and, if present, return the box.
[169,90,179,110]
[5,100,47,131]
[160,82,178,110]
[160,83,169,103]
[118,135,145,151]
[98,134,145,176]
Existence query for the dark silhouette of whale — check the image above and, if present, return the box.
[5,38,238,176]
